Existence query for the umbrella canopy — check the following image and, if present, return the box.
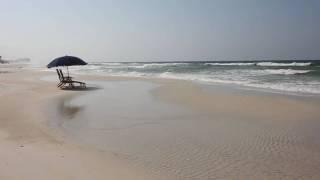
[47,56,87,68]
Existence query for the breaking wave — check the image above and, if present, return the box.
[205,62,256,66]
[264,69,312,75]
[256,62,312,67]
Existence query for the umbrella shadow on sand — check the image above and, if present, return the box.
[60,85,102,91]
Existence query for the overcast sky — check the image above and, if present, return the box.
[1,0,319,64]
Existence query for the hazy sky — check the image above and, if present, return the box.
[1,0,319,63]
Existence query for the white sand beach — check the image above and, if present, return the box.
[1,66,320,179]
[2,1,320,179]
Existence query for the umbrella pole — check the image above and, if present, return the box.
[67,66,69,77]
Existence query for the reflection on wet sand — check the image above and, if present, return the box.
[57,97,84,119]
[54,85,102,121]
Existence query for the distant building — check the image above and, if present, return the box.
[0,56,8,64]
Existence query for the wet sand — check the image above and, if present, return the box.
[1,66,320,179]
[49,75,320,179]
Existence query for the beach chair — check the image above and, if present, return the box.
[59,69,86,88]
[56,69,64,87]
[56,69,86,88]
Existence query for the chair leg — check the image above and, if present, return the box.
[60,82,66,88]
[68,83,74,88]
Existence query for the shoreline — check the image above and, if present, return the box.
[1,67,320,179]
[68,71,320,98]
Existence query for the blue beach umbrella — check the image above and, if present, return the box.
[47,56,87,76]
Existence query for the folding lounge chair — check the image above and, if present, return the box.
[56,69,64,87]
[56,69,86,88]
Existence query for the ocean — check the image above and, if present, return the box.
[70,60,320,95]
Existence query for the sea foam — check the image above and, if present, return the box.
[55,61,320,95]
[256,62,312,67]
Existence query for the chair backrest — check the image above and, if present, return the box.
[56,69,62,81]
[59,69,65,79]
